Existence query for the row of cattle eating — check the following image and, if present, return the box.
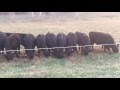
[0,31,119,61]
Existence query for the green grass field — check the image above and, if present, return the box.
[0,14,120,78]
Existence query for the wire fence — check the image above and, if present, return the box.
[1,43,120,53]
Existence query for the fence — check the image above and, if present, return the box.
[1,43,120,53]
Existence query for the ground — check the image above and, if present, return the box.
[0,14,120,78]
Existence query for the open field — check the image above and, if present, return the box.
[0,13,120,78]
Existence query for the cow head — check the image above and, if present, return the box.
[111,45,119,53]
[82,46,91,55]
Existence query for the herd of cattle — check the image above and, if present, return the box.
[0,31,119,61]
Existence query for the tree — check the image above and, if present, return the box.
[75,12,79,17]
[74,12,80,21]
[9,12,15,21]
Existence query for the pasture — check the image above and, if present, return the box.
[0,13,120,78]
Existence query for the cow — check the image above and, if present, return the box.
[5,32,27,54]
[46,32,58,58]
[22,34,36,60]
[4,33,21,61]
[89,31,118,53]
[57,33,67,58]
[0,32,7,55]
[36,34,50,57]
[76,32,91,55]
[66,32,77,56]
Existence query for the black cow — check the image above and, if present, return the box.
[46,32,58,58]
[4,33,21,61]
[36,34,50,57]
[5,32,27,54]
[66,32,77,56]
[89,31,118,53]
[57,33,67,58]
[76,32,91,55]
[0,32,7,55]
[22,34,36,60]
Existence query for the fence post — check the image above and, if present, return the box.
[9,12,15,22]
[31,12,35,17]
[75,12,79,21]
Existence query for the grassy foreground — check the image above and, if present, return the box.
[0,53,120,78]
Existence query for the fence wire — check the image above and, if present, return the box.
[0,43,120,53]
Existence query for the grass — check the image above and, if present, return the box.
[0,53,120,78]
[0,14,120,78]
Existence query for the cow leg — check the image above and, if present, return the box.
[102,45,104,50]
[1,48,4,55]
[104,48,107,52]
[117,44,119,48]
[38,49,40,53]
[103,45,109,53]
[47,49,51,56]
[0,48,4,55]
[71,48,74,53]
[3,48,6,56]
[0,50,1,55]
[0,50,2,55]
[15,50,19,58]
[53,49,58,58]
[38,50,41,57]
[18,46,20,55]
[13,47,19,58]
[90,42,94,51]
[79,46,81,51]
[103,46,107,52]
[73,47,78,54]
[106,46,111,54]
[16,52,19,58]
[81,47,84,54]
[91,46,93,51]
[0,49,2,55]
[78,45,81,52]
